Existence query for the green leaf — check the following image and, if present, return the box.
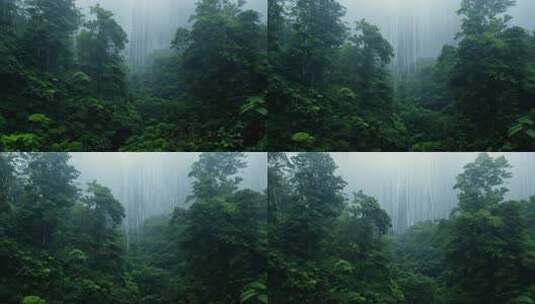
[518,117,534,125]
[258,294,268,304]
[22,296,46,304]
[240,96,266,116]
[526,129,535,139]
[240,290,256,303]
[28,113,52,126]
[248,281,267,291]
[256,107,268,116]
[292,132,315,144]
[508,124,523,137]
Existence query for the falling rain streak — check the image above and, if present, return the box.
[331,153,535,232]
[70,153,267,234]
[89,0,524,74]
[76,0,267,66]
[339,0,535,75]
[76,0,535,75]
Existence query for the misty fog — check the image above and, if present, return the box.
[70,152,267,233]
[74,0,535,72]
[331,152,535,232]
[76,0,266,66]
[339,0,535,74]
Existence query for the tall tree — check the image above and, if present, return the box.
[279,152,346,259]
[268,0,407,151]
[328,191,400,303]
[180,190,267,304]
[267,0,288,72]
[286,0,347,87]
[0,154,15,215]
[77,5,128,99]
[291,152,346,219]
[453,152,512,213]
[446,0,535,148]
[178,0,267,145]
[335,20,394,111]
[20,0,80,72]
[457,0,516,37]
[76,181,126,272]
[188,152,247,200]
[16,153,79,249]
[178,151,267,303]
[446,152,533,303]
[267,152,292,225]
[0,0,19,81]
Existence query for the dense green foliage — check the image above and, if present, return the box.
[2,0,533,151]
[269,0,535,151]
[269,152,404,303]
[0,153,136,303]
[397,0,535,151]
[0,0,265,151]
[2,151,534,303]
[128,0,267,151]
[269,152,535,303]
[0,152,267,304]
[268,0,406,151]
[128,152,268,304]
[395,155,535,303]
[2,0,533,152]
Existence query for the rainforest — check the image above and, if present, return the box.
[0,152,268,304]
[1,152,534,303]
[1,0,534,152]
[0,0,267,151]
[268,0,535,151]
[268,152,535,303]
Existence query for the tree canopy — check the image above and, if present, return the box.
[269,0,535,151]
[0,0,266,151]
[269,152,535,303]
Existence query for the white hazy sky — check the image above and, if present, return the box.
[70,152,267,195]
[330,152,535,230]
[68,152,267,230]
[339,0,535,29]
[76,0,266,26]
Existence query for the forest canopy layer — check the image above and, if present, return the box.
[0,0,266,151]
[1,152,534,303]
[0,152,268,304]
[1,0,534,151]
[268,0,535,151]
[268,152,535,303]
